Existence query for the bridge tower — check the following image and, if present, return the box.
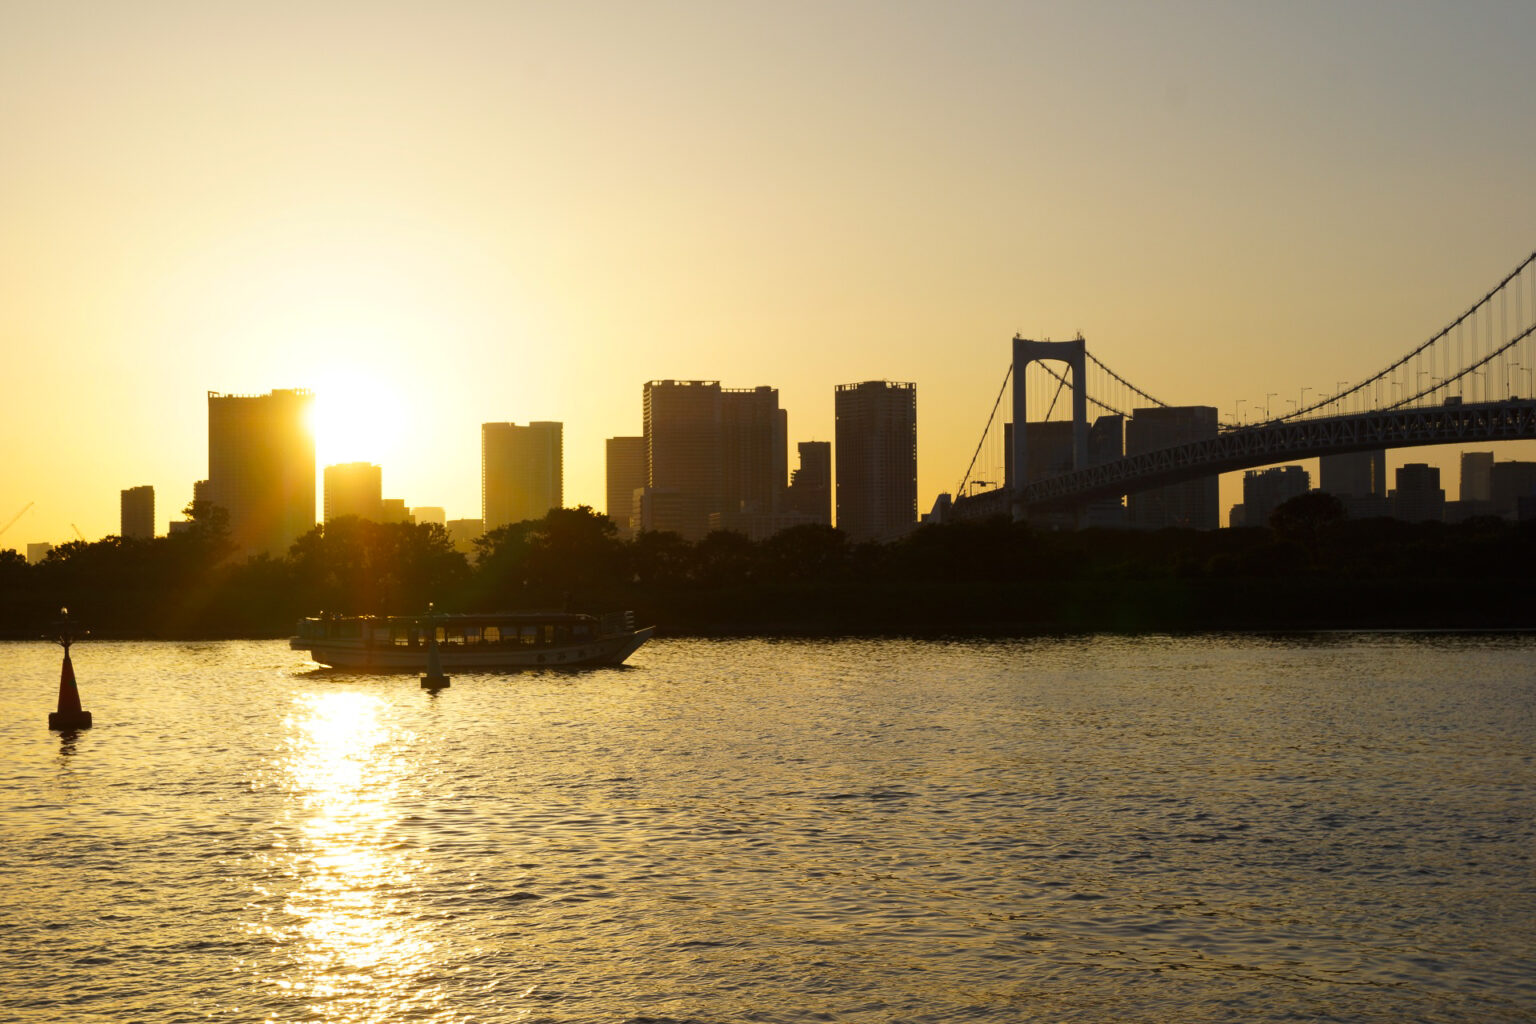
[1010,336,1088,522]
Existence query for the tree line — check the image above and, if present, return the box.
[3,495,1534,638]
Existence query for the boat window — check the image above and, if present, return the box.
[462,626,481,645]
[392,626,411,647]
[520,625,538,646]
[483,626,500,643]
[543,625,556,645]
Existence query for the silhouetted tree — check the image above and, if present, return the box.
[1270,491,1346,564]
[758,524,848,583]
[630,530,693,586]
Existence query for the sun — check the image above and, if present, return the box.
[306,372,405,470]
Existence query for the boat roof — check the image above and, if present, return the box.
[299,610,603,625]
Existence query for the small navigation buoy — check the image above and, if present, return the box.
[48,608,92,730]
[420,605,450,690]
[420,639,450,690]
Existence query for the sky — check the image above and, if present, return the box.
[3,0,1535,547]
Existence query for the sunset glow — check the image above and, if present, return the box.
[2,3,1533,543]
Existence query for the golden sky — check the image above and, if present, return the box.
[3,1,1534,545]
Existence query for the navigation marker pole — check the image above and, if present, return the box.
[47,608,93,730]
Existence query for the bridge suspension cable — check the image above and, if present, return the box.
[955,363,1012,499]
[1282,249,1536,421]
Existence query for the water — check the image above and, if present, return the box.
[1,634,1532,1023]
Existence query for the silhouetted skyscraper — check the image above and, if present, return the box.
[835,380,917,543]
[1321,450,1386,499]
[644,381,721,540]
[1391,463,1445,523]
[120,485,154,540]
[642,380,787,540]
[206,389,315,556]
[1242,465,1310,527]
[324,462,384,523]
[1461,451,1494,502]
[605,436,647,538]
[720,387,788,522]
[1490,460,1536,519]
[1126,406,1219,530]
[786,441,832,525]
[482,421,563,530]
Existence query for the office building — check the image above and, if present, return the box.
[1126,406,1219,530]
[633,486,693,537]
[1320,449,1389,519]
[1242,465,1310,528]
[411,507,446,527]
[1321,450,1386,498]
[1491,461,1536,519]
[1391,463,1445,523]
[206,389,316,556]
[380,498,412,524]
[482,421,563,530]
[324,462,383,523]
[1460,452,1493,502]
[446,518,484,556]
[120,485,154,540]
[835,380,917,543]
[27,542,52,565]
[785,441,832,525]
[605,436,647,537]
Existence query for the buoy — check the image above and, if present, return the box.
[48,608,92,730]
[420,633,450,690]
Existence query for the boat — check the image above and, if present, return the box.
[289,610,654,671]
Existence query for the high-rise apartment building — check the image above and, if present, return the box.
[644,381,723,540]
[323,462,383,523]
[605,436,647,538]
[1125,406,1219,530]
[120,485,154,540]
[834,380,917,543]
[482,421,563,530]
[720,386,788,521]
[642,380,788,540]
[206,389,315,556]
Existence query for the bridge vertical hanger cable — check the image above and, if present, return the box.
[956,363,1013,499]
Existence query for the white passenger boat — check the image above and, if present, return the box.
[289,610,653,670]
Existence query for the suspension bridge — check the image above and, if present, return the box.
[948,250,1536,523]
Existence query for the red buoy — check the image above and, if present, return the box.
[47,608,92,730]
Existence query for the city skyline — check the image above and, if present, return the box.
[4,3,1535,546]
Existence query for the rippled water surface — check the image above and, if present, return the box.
[1,634,1533,1022]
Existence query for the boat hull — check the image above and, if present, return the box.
[290,626,654,671]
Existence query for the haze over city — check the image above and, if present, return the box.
[4,2,1535,546]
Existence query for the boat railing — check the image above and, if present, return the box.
[598,611,635,637]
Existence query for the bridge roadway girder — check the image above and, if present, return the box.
[953,399,1536,517]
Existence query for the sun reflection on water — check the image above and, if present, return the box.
[255,690,440,1022]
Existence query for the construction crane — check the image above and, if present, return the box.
[72,523,87,542]
[0,502,34,539]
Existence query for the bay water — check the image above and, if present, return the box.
[1,634,1532,1022]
